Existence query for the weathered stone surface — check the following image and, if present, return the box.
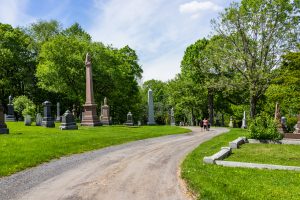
[81,53,101,126]
[293,114,300,134]
[229,137,247,149]
[56,102,61,122]
[0,105,9,134]
[60,110,78,130]
[101,97,111,125]
[170,108,175,126]
[24,115,32,126]
[241,111,247,129]
[42,101,55,128]
[147,89,155,125]
[203,147,231,164]
[229,116,233,128]
[36,113,42,126]
[124,112,134,126]
[6,95,15,122]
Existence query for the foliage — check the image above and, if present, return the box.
[248,114,282,140]
[13,95,36,117]
[0,123,190,177]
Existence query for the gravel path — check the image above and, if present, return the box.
[0,127,228,200]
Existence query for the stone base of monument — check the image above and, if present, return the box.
[81,104,102,126]
[101,118,111,125]
[284,133,300,139]
[0,128,9,134]
[60,123,78,130]
[171,123,176,126]
[124,122,134,126]
[147,122,156,125]
[42,119,55,128]
[5,115,15,122]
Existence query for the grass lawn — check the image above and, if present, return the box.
[0,122,190,177]
[181,128,300,200]
[225,143,300,167]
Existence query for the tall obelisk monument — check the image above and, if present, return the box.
[81,53,101,126]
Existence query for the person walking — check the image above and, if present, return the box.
[203,118,209,131]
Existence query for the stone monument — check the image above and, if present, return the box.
[81,53,101,126]
[42,101,55,128]
[6,95,15,121]
[147,89,155,125]
[101,97,111,125]
[241,111,247,129]
[56,102,61,122]
[60,110,78,130]
[36,113,42,126]
[293,115,300,134]
[72,104,77,118]
[24,115,32,126]
[124,112,134,126]
[229,116,233,128]
[170,107,175,126]
[0,104,9,134]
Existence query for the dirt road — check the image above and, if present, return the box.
[0,127,228,200]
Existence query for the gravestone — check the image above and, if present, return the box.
[6,95,15,121]
[60,110,78,130]
[241,111,247,129]
[81,53,101,126]
[101,97,111,125]
[24,115,32,126]
[147,89,155,125]
[56,102,61,122]
[124,112,134,126]
[281,116,287,133]
[170,107,175,126]
[72,104,77,118]
[229,116,233,128]
[0,105,9,134]
[42,101,55,128]
[138,121,141,126]
[293,115,300,134]
[36,113,42,126]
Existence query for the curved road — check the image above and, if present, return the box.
[0,127,228,200]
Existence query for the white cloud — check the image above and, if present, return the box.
[179,1,222,14]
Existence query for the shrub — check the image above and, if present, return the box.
[248,114,282,140]
[13,96,36,118]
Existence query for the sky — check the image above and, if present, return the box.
[0,0,238,82]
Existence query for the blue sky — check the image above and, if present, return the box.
[0,0,238,82]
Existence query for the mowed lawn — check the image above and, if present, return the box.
[181,129,300,200]
[0,122,190,177]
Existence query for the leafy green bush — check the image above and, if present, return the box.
[13,96,36,118]
[286,116,298,132]
[248,114,282,140]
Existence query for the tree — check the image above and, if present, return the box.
[212,0,299,118]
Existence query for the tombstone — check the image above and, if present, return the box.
[147,89,156,125]
[170,108,175,126]
[6,95,15,121]
[72,104,77,118]
[274,103,284,134]
[101,97,111,125]
[36,113,42,126]
[56,102,61,122]
[124,112,134,126]
[42,101,55,128]
[0,105,9,134]
[81,53,102,126]
[229,116,233,128]
[60,110,78,130]
[241,111,247,129]
[281,116,287,133]
[293,115,300,134]
[24,115,32,126]
[137,121,141,126]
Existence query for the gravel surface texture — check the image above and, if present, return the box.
[0,127,228,200]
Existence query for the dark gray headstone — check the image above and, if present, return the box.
[0,105,9,134]
[124,112,134,126]
[42,101,55,128]
[6,95,15,122]
[60,110,78,130]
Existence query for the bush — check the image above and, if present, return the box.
[248,114,282,140]
[13,96,36,118]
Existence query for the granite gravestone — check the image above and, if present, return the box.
[124,112,134,126]
[24,115,32,126]
[101,97,111,125]
[0,105,9,134]
[6,95,15,121]
[147,89,155,125]
[42,101,55,128]
[56,102,61,122]
[60,110,78,130]
[81,53,101,126]
[170,108,175,126]
[241,111,247,129]
[36,113,42,126]
[229,116,233,128]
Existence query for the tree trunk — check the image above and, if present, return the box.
[250,95,257,118]
[208,88,214,126]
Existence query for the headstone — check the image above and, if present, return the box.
[229,116,233,128]
[293,114,300,134]
[0,105,9,134]
[281,116,287,132]
[124,112,134,126]
[42,101,55,128]
[138,121,141,126]
[72,104,77,118]
[170,108,175,126]
[101,97,111,125]
[147,89,155,125]
[274,103,284,134]
[36,113,42,126]
[60,110,78,130]
[81,53,102,126]
[24,115,32,126]
[56,102,61,122]
[241,111,247,129]
[6,95,15,121]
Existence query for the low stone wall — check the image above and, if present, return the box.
[203,147,231,164]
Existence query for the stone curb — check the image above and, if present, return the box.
[248,139,300,145]
[229,137,247,149]
[215,160,300,171]
[203,147,231,164]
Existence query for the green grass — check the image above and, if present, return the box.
[181,128,300,200]
[226,143,300,167]
[0,122,190,177]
